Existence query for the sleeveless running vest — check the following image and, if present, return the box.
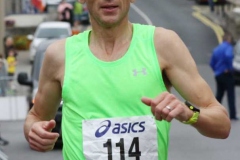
[62,23,171,160]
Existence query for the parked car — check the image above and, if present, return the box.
[233,40,240,86]
[17,39,63,147]
[28,21,72,63]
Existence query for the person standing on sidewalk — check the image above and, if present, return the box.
[210,33,238,120]
[24,0,230,159]
[208,0,215,12]
[73,0,83,22]
[57,0,73,26]
[6,49,17,91]
[4,36,18,59]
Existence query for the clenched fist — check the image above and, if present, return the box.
[28,119,59,152]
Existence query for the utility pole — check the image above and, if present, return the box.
[0,0,5,55]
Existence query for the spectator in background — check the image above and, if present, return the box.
[31,0,45,13]
[73,0,83,23]
[7,49,17,91]
[57,0,73,26]
[208,0,215,12]
[4,36,18,59]
[210,33,238,120]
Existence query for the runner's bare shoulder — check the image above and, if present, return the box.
[44,39,66,66]
[42,39,66,81]
[154,27,189,68]
[154,27,181,53]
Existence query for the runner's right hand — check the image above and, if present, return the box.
[28,119,59,152]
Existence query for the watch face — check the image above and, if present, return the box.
[185,101,200,113]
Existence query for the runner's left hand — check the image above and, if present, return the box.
[141,92,193,122]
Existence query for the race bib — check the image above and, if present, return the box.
[82,115,158,160]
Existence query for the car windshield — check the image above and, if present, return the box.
[35,28,69,39]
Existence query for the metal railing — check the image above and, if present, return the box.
[0,76,16,97]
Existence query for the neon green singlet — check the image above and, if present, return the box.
[62,23,171,160]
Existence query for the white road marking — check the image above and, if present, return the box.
[130,3,153,25]
[192,6,224,43]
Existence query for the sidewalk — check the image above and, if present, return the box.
[0,50,30,121]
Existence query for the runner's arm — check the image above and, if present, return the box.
[155,28,230,138]
[24,40,64,141]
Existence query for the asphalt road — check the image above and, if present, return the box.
[1,0,240,160]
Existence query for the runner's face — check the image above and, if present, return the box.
[79,0,135,27]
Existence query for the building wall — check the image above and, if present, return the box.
[5,0,42,15]
[5,0,24,15]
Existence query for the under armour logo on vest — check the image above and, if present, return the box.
[133,68,147,76]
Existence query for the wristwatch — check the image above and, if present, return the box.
[182,101,200,125]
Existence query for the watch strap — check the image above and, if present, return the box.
[182,101,200,125]
[182,112,200,124]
